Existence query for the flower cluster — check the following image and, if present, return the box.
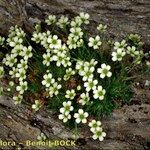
[7,25,26,47]
[128,34,143,46]
[112,38,145,64]
[42,72,62,97]
[59,101,74,123]
[66,12,90,49]
[71,12,90,27]
[52,44,71,67]
[67,27,83,49]
[1,26,34,104]
[112,40,127,61]
[0,12,146,143]
[76,59,98,82]
[89,120,106,141]
[32,27,72,68]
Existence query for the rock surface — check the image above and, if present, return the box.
[0,0,150,45]
[0,80,150,149]
[0,0,150,149]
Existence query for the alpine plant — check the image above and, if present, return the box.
[0,12,148,142]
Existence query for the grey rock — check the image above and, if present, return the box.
[0,0,149,45]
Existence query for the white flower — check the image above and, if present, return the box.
[47,35,61,49]
[66,68,76,75]
[93,85,106,100]
[127,46,139,57]
[16,81,28,94]
[13,94,23,105]
[52,52,66,67]
[89,59,98,67]
[57,77,62,81]
[67,36,78,49]
[48,82,62,97]
[3,54,17,67]
[76,60,84,70]
[53,44,68,54]
[45,15,56,25]
[97,63,112,78]
[21,46,33,60]
[84,79,98,92]
[16,68,26,81]
[112,48,126,61]
[9,67,18,78]
[80,66,94,81]
[92,128,106,141]
[79,93,90,105]
[0,66,4,78]
[8,25,25,40]
[34,24,41,33]
[41,33,51,50]
[8,36,23,47]
[88,36,102,49]
[31,32,43,43]
[43,52,52,66]
[79,12,90,24]
[9,81,14,87]
[77,39,84,47]
[64,68,76,81]
[97,24,107,32]
[17,59,28,70]
[146,61,150,67]
[60,101,74,115]
[61,57,72,67]
[77,59,97,81]
[65,89,76,100]
[88,120,101,133]
[58,113,71,123]
[114,40,127,50]
[32,100,42,111]
[7,88,11,92]
[74,109,89,124]
[70,27,83,40]
[42,73,55,88]
[128,34,143,46]
[11,44,23,56]
[57,16,69,28]
[77,85,81,91]
[71,16,82,27]
[37,133,47,141]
